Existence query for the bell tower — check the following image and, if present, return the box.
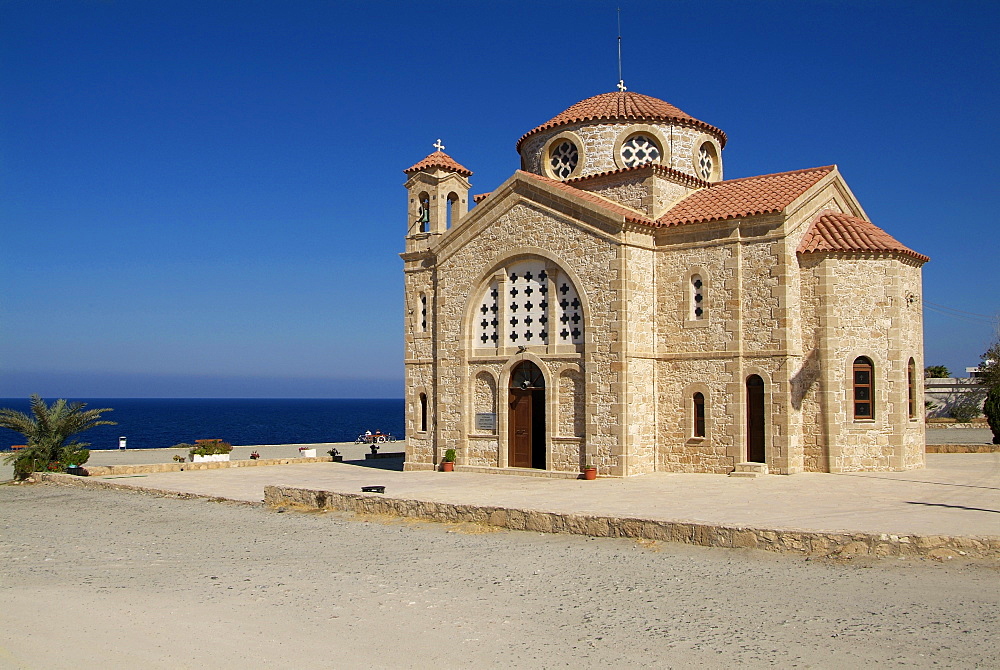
[403,141,472,252]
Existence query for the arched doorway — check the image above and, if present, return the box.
[746,375,766,463]
[509,361,546,469]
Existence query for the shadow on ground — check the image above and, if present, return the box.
[341,457,405,472]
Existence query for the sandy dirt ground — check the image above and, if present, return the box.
[1,484,998,669]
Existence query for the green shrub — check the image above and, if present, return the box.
[61,447,90,467]
[443,448,456,463]
[984,388,1000,445]
[924,365,950,378]
[949,394,983,422]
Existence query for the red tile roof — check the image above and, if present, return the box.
[472,192,491,203]
[797,211,929,262]
[403,150,473,177]
[657,166,836,227]
[566,163,711,190]
[516,91,727,152]
[517,171,656,227]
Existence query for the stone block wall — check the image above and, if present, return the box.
[521,121,718,182]
[801,255,925,472]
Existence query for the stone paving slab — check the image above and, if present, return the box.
[57,453,999,541]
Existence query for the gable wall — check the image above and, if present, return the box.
[416,200,626,473]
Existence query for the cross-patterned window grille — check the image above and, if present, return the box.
[691,274,704,320]
[473,260,584,348]
[620,134,661,168]
[549,140,579,179]
[420,294,427,331]
[697,144,714,181]
[555,279,583,345]
[853,357,874,419]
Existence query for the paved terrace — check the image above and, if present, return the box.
[38,444,1000,556]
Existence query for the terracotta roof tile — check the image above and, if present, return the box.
[516,91,727,152]
[657,166,836,227]
[797,210,929,262]
[403,150,472,177]
[517,171,656,227]
[565,163,711,190]
[472,192,491,203]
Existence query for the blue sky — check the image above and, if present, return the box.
[2,0,998,398]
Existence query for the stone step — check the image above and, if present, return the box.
[729,462,769,478]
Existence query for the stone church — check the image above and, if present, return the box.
[401,89,928,477]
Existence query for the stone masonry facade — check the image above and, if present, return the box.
[401,91,928,477]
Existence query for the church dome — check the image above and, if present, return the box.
[517,91,727,182]
[516,91,726,153]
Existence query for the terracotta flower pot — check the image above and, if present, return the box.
[583,467,597,480]
[442,461,455,472]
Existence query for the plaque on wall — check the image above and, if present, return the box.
[475,413,497,432]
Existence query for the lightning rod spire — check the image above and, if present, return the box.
[616,7,626,92]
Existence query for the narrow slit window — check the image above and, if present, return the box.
[908,358,916,419]
[693,392,706,438]
[419,393,427,432]
[853,357,874,419]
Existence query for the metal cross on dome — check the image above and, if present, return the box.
[433,139,445,152]
[617,80,627,92]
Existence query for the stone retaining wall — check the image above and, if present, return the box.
[263,485,1000,559]
[925,444,1000,453]
[81,456,331,477]
[36,472,260,503]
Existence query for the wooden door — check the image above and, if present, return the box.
[746,375,766,462]
[509,390,533,468]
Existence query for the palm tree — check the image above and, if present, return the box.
[1,395,116,479]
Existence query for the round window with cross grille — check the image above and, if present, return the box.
[549,140,579,179]
[620,134,661,168]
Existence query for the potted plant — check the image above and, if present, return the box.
[298,446,317,458]
[583,461,597,480]
[249,451,260,460]
[441,448,456,472]
[183,440,233,463]
[327,447,342,462]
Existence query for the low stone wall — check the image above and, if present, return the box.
[81,456,332,477]
[263,485,1000,559]
[925,444,1000,453]
[36,472,260,503]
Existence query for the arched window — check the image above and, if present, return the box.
[853,357,874,419]
[419,393,427,432]
[417,192,430,233]
[693,392,706,438]
[908,358,917,419]
[697,143,718,181]
[473,259,584,348]
[690,274,705,320]
[446,192,459,229]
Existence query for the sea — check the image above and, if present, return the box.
[0,398,404,451]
